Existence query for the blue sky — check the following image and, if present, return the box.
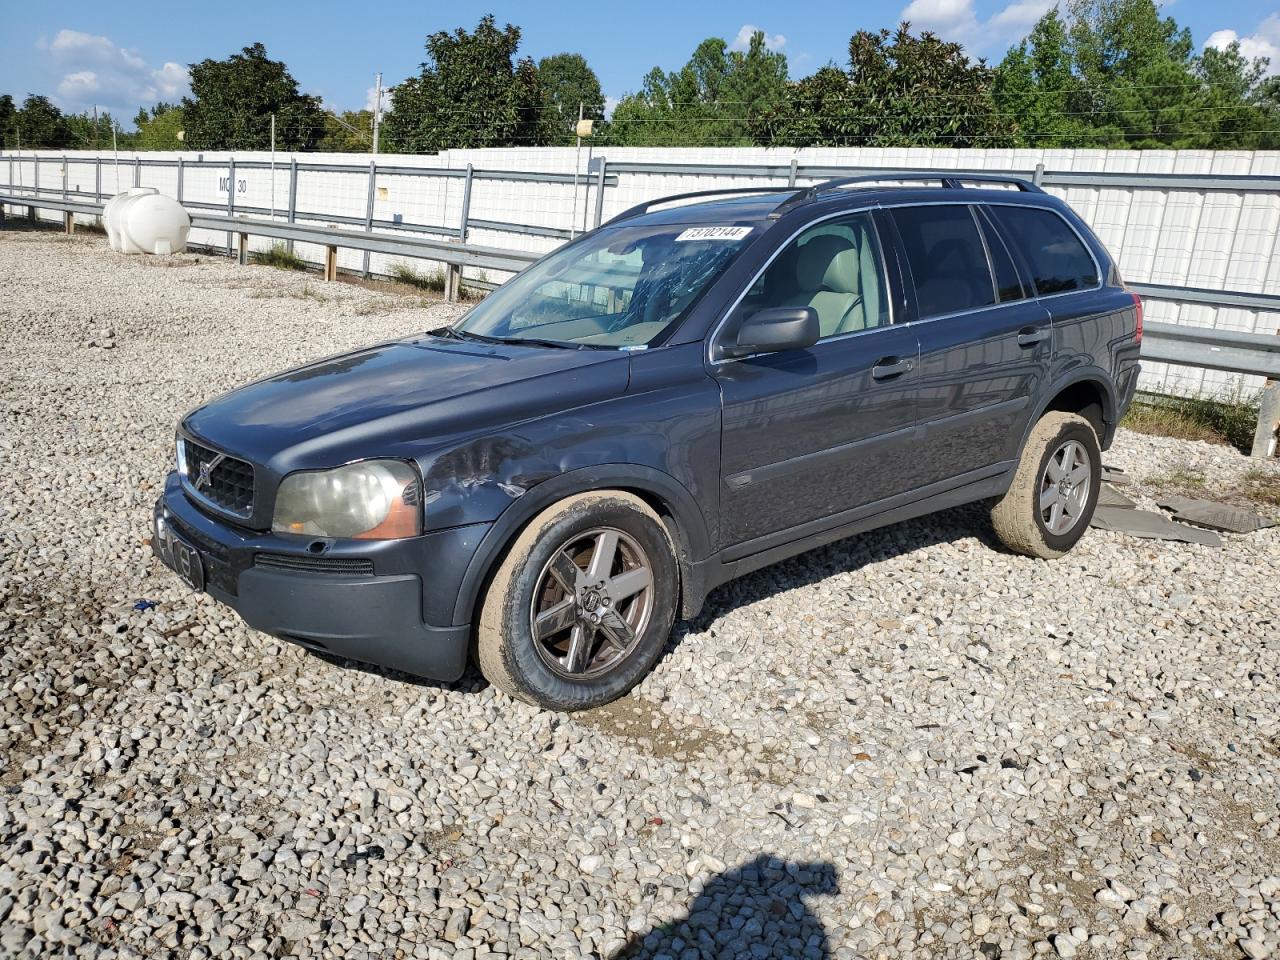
[3,0,1278,126]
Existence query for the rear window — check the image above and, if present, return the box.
[889,205,995,319]
[988,206,1098,295]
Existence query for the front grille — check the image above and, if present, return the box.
[182,438,255,517]
[254,554,375,576]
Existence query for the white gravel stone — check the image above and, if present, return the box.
[1,228,1278,958]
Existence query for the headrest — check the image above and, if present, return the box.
[795,235,860,295]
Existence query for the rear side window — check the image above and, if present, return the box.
[889,205,996,319]
[988,206,1098,295]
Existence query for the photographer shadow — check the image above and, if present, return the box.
[618,854,839,960]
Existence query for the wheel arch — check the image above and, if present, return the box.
[451,465,711,627]
[1024,370,1118,452]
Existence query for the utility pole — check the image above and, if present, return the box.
[571,101,584,239]
[93,105,99,150]
[270,114,277,218]
[371,72,383,155]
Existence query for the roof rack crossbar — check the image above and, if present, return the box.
[604,186,800,227]
[768,172,1043,218]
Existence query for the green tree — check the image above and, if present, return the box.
[763,24,1012,147]
[994,0,1278,149]
[994,9,1089,146]
[64,110,121,150]
[182,43,325,150]
[383,15,545,153]
[15,95,73,149]
[133,103,186,150]
[607,31,788,146]
[0,95,18,149]
[537,53,604,145]
[317,109,374,152]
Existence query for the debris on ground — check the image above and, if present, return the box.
[1156,495,1278,534]
[1090,505,1224,547]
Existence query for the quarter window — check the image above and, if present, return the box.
[987,206,1098,295]
[890,205,996,319]
[977,209,1025,302]
[744,213,890,339]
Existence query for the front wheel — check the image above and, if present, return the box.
[990,411,1101,559]
[476,491,678,711]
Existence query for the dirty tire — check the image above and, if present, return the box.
[991,411,1101,559]
[477,491,678,712]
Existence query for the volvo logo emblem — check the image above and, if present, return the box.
[194,453,225,491]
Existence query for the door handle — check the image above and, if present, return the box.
[871,357,913,380]
[1017,326,1049,347]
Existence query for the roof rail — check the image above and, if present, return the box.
[604,186,800,227]
[769,172,1043,218]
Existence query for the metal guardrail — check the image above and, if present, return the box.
[2,185,1278,456]
[0,154,619,257]
[1140,319,1280,458]
[0,192,537,297]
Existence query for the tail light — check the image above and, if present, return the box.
[1129,290,1143,342]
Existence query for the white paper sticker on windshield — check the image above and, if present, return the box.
[674,226,753,243]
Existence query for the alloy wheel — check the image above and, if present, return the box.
[1039,439,1091,536]
[529,526,654,679]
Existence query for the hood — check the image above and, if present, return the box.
[182,335,630,472]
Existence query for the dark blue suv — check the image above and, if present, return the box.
[154,174,1142,711]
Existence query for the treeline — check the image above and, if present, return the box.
[4,0,1279,154]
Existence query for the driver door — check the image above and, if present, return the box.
[711,212,922,549]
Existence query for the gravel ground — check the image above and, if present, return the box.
[1,226,1278,960]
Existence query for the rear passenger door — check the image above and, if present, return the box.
[983,203,1106,381]
[884,202,1052,486]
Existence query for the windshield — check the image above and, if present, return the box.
[453,223,756,348]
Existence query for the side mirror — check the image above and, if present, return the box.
[721,306,820,360]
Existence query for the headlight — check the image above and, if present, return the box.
[272,460,421,540]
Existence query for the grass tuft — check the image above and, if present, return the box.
[1240,468,1280,507]
[251,243,308,272]
[389,262,447,293]
[1121,391,1261,454]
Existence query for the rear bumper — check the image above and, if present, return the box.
[153,473,484,682]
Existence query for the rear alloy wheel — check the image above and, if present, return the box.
[477,492,678,711]
[991,411,1101,559]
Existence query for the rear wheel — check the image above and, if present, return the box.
[477,491,678,711]
[991,411,1100,559]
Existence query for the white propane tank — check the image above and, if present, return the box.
[118,192,191,255]
[103,187,156,252]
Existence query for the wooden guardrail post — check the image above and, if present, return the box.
[446,261,461,302]
[237,232,249,265]
[324,244,338,282]
[64,212,74,235]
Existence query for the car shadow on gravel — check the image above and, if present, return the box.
[682,501,997,638]
[303,504,1000,698]
[618,854,838,958]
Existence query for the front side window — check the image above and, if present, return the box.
[455,223,755,348]
[987,206,1099,295]
[742,212,890,339]
[890,205,996,320]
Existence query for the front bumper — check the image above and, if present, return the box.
[152,472,487,682]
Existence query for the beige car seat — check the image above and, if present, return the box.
[789,234,867,337]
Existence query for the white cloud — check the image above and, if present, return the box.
[902,0,1063,54]
[58,71,100,98]
[990,0,1056,32]
[44,28,189,115]
[730,24,787,52]
[603,96,619,120]
[1206,14,1280,75]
